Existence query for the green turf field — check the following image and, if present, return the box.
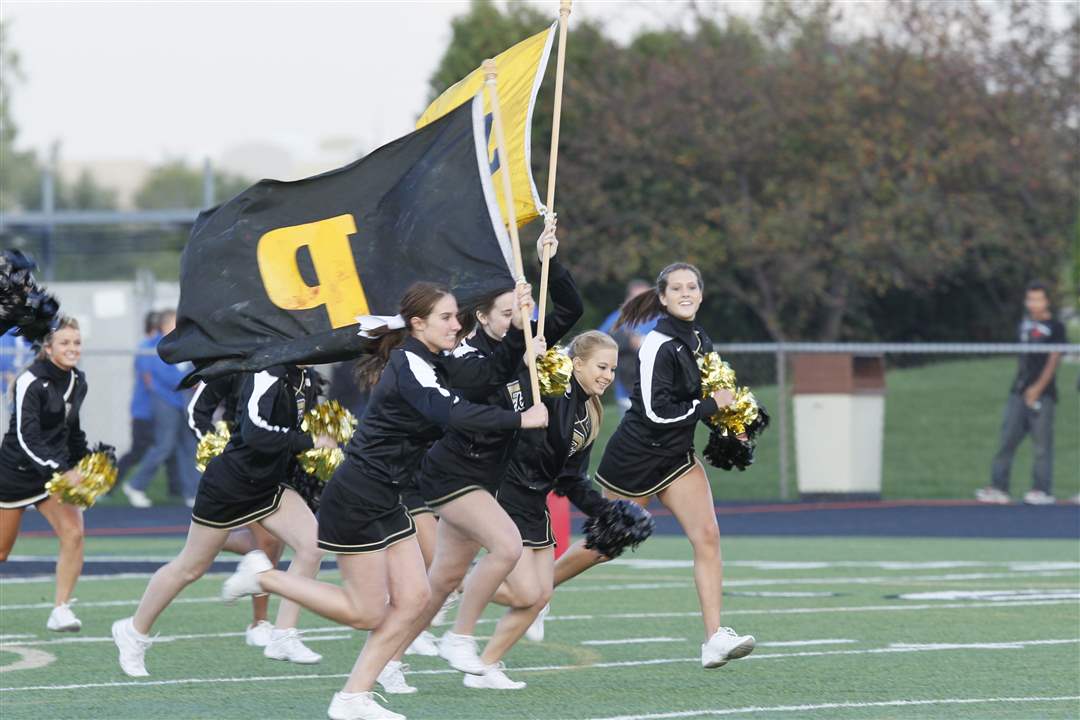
[2,534,1078,719]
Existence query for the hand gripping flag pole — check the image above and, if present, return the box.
[483,58,543,406]
[536,0,572,338]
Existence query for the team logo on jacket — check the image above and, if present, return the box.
[506,380,525,411]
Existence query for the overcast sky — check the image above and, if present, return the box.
[2,1,704,167]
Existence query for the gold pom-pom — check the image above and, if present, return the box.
[713,387,763,436]
[195,421,231,473]
[698,351,737,397]
[297,447,345,483]
[297,401,357,483]
[45,450,118,508]
[537,346,573,397]
[301,400,357,444]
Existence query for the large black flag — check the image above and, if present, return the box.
[161,94,514,385]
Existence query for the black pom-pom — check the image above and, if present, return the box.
[0,250,60,343]
[703,429,756,471]
[284,463,324,514]
[745,404,770,439]
[583,499,655,559]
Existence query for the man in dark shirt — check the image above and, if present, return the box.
[976,282,1065,505]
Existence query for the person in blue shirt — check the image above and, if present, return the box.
[598,280,657,412]
[115,313,182,496]
[121,310,199,507]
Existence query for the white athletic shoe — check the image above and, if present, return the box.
[438,631,486,674]
[46,601,81,632]
[701,627,756,669]
[327,691,405,720]
[431,590,460,627]
[974,486,1011,504]
[462,661,526,690]
[245,620,274,647]
[405,630,439,657]
[121,483,152,508]
[112,617,153,677]
[376,660,418,695]
[1023,490,1056,505]
[525,603,549,642]
[264,628,322,664]
[222,550,272,603]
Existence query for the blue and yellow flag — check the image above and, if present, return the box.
[418,21,557,228]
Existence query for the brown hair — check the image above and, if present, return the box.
[456,284,515,341]
[36,316,81,361]
[353,282,452,389]
[567,330,618,449]
[613,262,704,331]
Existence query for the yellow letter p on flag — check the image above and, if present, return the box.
[417,22,556,228]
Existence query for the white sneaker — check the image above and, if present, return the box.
[975,486,1011,504]
[1023,490,1056,505]
[376,660,418,695]
[405,630,439,657]
[327,691,405,720]
[264,628,322,664]
[701,627,756,669]
[121,483,152,508]
[462,661,526,690]
[525,603,549,642]
[112,617,153,677]
[46,602,81,632]
[431,590,460,627]
[438,631,485,674]
[245,620,274,647]
[222,550,272,603]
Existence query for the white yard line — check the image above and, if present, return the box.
[579,695,1080,720]
[2,639,1077,694]
[581,637,686,646]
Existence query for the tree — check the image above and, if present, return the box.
[133,160,250,210]
[0,20,42,211]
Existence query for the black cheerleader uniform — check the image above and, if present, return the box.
[498,374,607,548]
[595,316,718,498]
[187,374,242,439]
[190,366,318,529]
[188,371,327,513]
[317,336,525,554]
[418,257,583,508]
[0,359,89,508]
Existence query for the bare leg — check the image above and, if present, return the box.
[257,488,323,630]
[552,490,647,587]
[395,517,481,656]
[439,492,522,636]
[132,522,231,634]
[0,507,26,561]
[480,547,553,665]
[657,462,722,640]
[221,528,256,555]
[342,540,430,693]
[248,523,284,625]
[413,512,437,569]
[35,497,84,606]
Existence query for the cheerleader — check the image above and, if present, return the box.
[187,374,286,648]
[551,263,756,669]
[222,281,547,720]
[458,331,618,688]
[112,364,332,676]
[0,317,90,632]
[392,230,581,686]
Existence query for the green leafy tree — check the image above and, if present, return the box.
[133,160,250,210]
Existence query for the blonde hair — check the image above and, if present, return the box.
[567,331,618,449]
[36,316,81,361]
